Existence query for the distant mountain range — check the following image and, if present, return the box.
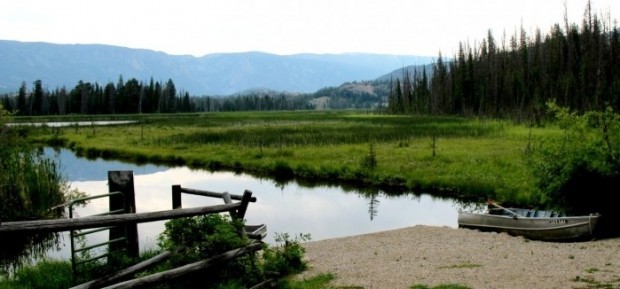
[0,40,436,95]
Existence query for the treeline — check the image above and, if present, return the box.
[0,78,321,115]
[0,77,193,115]
[1,77,382,114]
[388,4,620,120]
[194,92,315,112]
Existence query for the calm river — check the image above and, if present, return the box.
[43,147,463,260]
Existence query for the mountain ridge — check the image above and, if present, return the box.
[0,40,436,95]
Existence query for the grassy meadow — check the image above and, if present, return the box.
[21,110,560,205]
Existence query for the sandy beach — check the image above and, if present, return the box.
[297,225,620,289]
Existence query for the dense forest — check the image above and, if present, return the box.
[388,4,620,120]
[2,4,618,117]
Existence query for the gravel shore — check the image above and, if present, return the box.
[297,225,620,289]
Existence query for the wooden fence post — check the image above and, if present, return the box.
[172,185,182,209]
[108,171,139,258]
[236,190,253,219]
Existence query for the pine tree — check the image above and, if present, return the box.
[16,82,28,115]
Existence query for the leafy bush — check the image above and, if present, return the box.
[156,214,254,288]
[155,215,311,288]
[262,233,311,276]
[529,102,619,236]
[158,214,248,265]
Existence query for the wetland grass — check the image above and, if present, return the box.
[25,110,557,205]
[0,147,71,274]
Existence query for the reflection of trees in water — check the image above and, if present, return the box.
[363,188,482,222]
[0,232,62,275]
[453,200,487,213]
[368,193,380,221]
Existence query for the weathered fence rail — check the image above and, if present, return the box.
[172,185,257,206]
[0,170,268,288]
[0,203,243,233]
[78,241,263,289]
[70,250,174,289]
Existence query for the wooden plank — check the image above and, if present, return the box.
[101,242,263,289]
[0,203,241,233]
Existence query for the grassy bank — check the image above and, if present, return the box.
[23,110,559,205]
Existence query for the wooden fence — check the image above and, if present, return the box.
[0,170,268,288]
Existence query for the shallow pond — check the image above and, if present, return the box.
[43,147,464,260]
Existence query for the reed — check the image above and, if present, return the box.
[1,105,69,274]
[0,148,69,274]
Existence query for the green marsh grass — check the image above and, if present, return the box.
[0,259,72,289]
[0,147,68,274]
[24,110,560,205]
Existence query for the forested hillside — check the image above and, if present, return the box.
[387,5,620,120]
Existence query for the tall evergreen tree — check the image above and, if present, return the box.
[16,81,28,116]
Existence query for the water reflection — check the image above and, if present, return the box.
[8,121,137,127]
[44,148,462,260]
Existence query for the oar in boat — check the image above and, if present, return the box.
[487,200,524,218]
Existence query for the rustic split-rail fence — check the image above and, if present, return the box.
[0,171,269,288]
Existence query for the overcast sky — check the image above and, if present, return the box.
[1,0,619,57]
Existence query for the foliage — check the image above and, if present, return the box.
[529,102,619,235]
[0,104,86,275]
[0,259,72,289]
[0,145,68,273]
[0,150,66,221]
[154,214,310,288]
[0,105,68,273]
[0,103,15,157]
[262,233,311,276]
[157,214,248,266]
[153,214,253,288]
[0,224,313,288]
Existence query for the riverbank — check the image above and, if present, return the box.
[297,225,620,289]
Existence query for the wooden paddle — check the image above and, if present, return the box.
[487,200,524,218]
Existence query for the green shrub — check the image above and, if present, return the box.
[529,102,619,236]
[158,214,249,265]
[155,214,256,288]
[155,215,311,288]
[262,233,311,276]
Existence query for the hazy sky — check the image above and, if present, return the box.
[1,0,619,57]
